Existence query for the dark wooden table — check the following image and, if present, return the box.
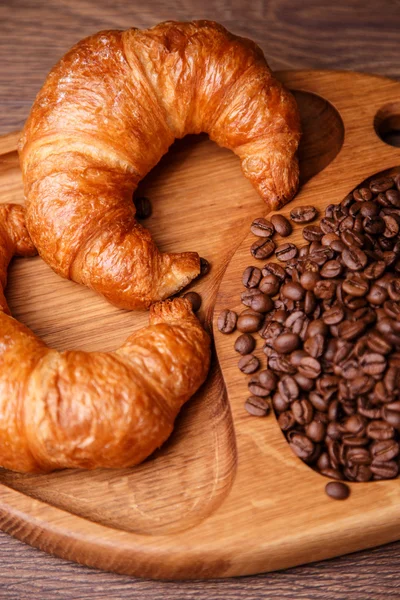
[1,0,400,598]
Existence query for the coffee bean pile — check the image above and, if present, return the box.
[218,174,400,484]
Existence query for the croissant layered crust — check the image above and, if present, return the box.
[19,20,301,309]
[0,205,210,473]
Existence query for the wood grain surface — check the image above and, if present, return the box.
[1,0,400,598]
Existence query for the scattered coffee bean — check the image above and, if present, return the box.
[250,218,274,237]
[290,205,318,223]
[234,333,256,355]
[183,291,202,312]
[238,354,260,374]
[218,309,237,333]
[245,396,270,417]
[271,214,292,237]
[251,238,276,260]
[325,481,350,500]
[223,174,400,482]
[134,196,152,219]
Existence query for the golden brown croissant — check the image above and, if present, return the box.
[0,204,210,473]
[19,20,301,310]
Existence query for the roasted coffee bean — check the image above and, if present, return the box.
[241,289,273,313]
[370,176,394,193]
[360,200,379,217]
[292,399,314,425]
[275,243,298,262]
[306,319,329,338]
[250,218,274,237]
[270,214,292,237]
[346,447,371,465]
[386,189,400,207]
[383,215,399,238]
[182,291,202,312]
[325,481,350,500]
[218,309,237,333]
[248,376,271,397]
[237,312,263,333]
[304,334,325,358]
[278,375,299,402]
[278,411,296,431]
[300,271,320,291]
[306,420,326,442]
[323,305,345,325]
[272,392,289,413]
[354,187,373,201]
[259,369,278,392]
[371,439,400,461]
[290,205,318,223]
[295,373,315,391]
[238,354,260,374]
[200,257,210,276]
[242,266,262,288]
[366,420,395,440]
[298,356,321,379]
[341,229,364,248]
[258,274,280,296]
[273,333,300,354]
[134,196,152,219]
[342,245,368,270]
[338,320,366,341]
[288,432,315,460]
[364,261,386,280]
[302,225,324,242]
[281,281,305,301]
[268,354,297,374]
[314,280,336,300]
[383,408,400,429]
[321,260,342,278]
[342,273,369,297]
[367,283,388,305]
[262,263,286,280]
[234,333,256,355]
[360,352,386,376]
[251,238,276,260]
[245,396,270,417]
[389,280,400,302]
[370,460,399,479]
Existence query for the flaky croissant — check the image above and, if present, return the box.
[0,205,210,473]
[19,20,301,310]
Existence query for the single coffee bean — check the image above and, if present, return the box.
[370,176,394,193]
[275,243,298,262]
[346,447,371,465]
[323,305,345,325]
[273,332,300,354]
[134,196,152,219]
[288,432,315,460]
[304,334,325,358]
[388,280,400,302]
[238,354,260,374]
[342,273,369,297]
[366,420,395,440]
[248,376,272,397]
[218,309,237,333]
[182,291,202,312]
[371,439,400,461]
[300,271,320,291]
[268,354,297,374]
[259,369,278,391]
[262,263,286,280]
[290,205,318,223]
[245,396,270,417]
[292,399,314,425]
[242,266,262,288]
[366,284,388,305]
[321,260,342,278]
[250,218,275,237]
[342,245,368,270]
[314,280,336,300]
[386,189,400,207]
[234,333,256,355]
[200,257,210,276]
[383,215,399,238]
[242,289,273,313]
[382,407,400,429]
[251,238,276,260]
[367,330,392,354]
[259,274,280,296]
[237,312,263,333]
[359,352,387,376]
[325,481,350,500]
[278,411,296,431]
[364,261,386,280]
[306,319,329,338]
[303,225,324,242]
[298,356,321,379]
[272,392,289,413]
[360,200,379,217]
[281,281,305,301]
[271,214,292,237]
[370,460,399,479]
[353,187,373,201]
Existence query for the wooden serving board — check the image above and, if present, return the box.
[1,70,400,580]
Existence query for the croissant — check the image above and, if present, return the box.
[19,20,301,310]
[0,205,210,473]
